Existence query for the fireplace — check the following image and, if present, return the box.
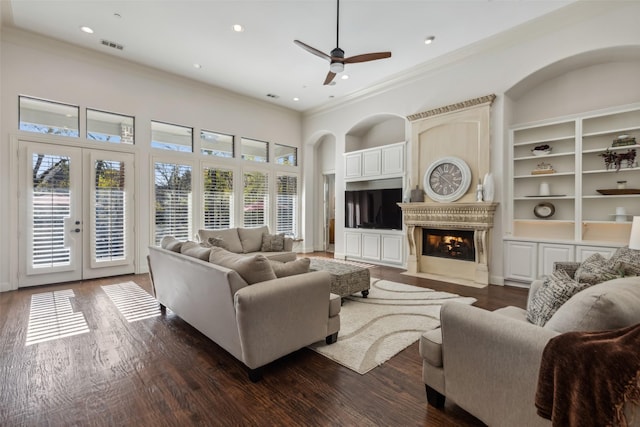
[398,202,497,287]
[423,229,475,261]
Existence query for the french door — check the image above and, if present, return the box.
[18,141,135,287]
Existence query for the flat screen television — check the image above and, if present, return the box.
[345,188,403,230]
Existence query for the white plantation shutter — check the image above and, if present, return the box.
[243,171,268,227]
[31,153,72,268]
[276,174,297,236]
[203,167,234,229]
[154,162,192,244]
[93,160,126,263]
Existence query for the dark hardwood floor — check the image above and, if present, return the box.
[0,252,528,426]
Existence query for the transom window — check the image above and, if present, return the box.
[274,144,297,166]
[201,130,234,158]
[241,138,268,163]
[151,121,193,152]
[87,109,134,144]
[19,96,79,137]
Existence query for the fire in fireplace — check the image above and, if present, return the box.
[422,229,475,262]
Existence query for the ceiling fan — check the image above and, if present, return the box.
[294,0,392,85]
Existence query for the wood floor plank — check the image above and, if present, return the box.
[0,254,528,426]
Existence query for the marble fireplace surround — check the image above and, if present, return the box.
[398,202,497,287]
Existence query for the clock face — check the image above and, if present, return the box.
[423,157,472,203]
[429,163,463,196]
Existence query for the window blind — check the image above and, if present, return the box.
[203,167,234,229]
[243,171,268,227]
[93,160,126,262]
[276,174,297,236]
[154,162,192,244]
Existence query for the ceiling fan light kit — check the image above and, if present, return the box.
[294,0,391,85]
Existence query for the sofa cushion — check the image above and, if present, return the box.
[270,258,310,278]
[329,293,341,317]
[160,236,183,252]
[198,228,243,253]
[180,241,211,261]
[255,251,297,263]
[261,233,285,252]
[527,269,591,327]
[544,277,640,333]
[237,226,269,253]
[209,247,276,285]
[573,253,621,285]
[419,328,443,367]
[202,236,230,251]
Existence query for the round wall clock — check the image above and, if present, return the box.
[534,202,555,219]
[423,156,472,202]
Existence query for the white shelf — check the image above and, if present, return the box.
[513,219,574,223]
[583,144,640,154]
[583,194,640,199]
[513,136,574,147]
[514,196,574,200]
[582,127,640,138]
[514,152,574,161]
[514,172,574,179]
[582,167,640,174]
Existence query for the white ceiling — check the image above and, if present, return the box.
[3,0,575,112]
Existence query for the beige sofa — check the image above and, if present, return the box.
[196,225,296,262]
[420,258,640,426]
[148,243,340,382]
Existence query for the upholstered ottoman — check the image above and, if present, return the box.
[309,258,370,298]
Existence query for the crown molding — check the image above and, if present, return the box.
[407,94,496,122]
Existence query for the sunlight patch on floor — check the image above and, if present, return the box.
[26,289,90,346]
[101,282,164,322]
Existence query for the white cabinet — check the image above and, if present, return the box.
[504,241,537,283]
[344,229,404,266]
[538,243,574,277]
[344,142,405,181]
[344,232,362,258]
[575,245,619,262]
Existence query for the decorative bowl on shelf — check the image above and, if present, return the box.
[532,149,551,156]
[596,189,640,195]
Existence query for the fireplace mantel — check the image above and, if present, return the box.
[398,202,498,287]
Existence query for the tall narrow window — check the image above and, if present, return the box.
[241,138,268,163]
[151,121,193,152]
[276,174,298,236]
[154,162,192,244]
[31,153,71,268]
[274,144,297,166]
[93,160,126,262]
[87,109,134,144]
[201,130,234,158]
[243,171,268,227]
[19,96,79,137]
[203,167,234,229]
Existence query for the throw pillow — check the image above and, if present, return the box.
[197,228,243,253]
[209,247,276,285]
[201,236,229,250]
[261,233,285,252]
[237,225,269,253]
[615,261,640,277]
[160,236,183,252]
[609,246,640,267]
[544,277,640,333]
[573,253,621,286]
[180,241,211,261]
[527,269,592,327]
[270,258,310,278]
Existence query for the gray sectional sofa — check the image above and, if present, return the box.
[420,248,640,426]
[148,227,340,381]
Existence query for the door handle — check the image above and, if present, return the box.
[72,228,81,233]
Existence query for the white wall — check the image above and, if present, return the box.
[301,1,640,284]
[0,28,302,290]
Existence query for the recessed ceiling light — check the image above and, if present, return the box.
[80,26,94,34]
[424,36,435,45]
[232,24,244,32]
[341,74,349,80]
[193,63,202,69]
[293,97,300,101]
[113,13,121,19]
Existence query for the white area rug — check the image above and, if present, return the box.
[309,278,476,374]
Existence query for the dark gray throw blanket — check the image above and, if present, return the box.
[535,323,640,427]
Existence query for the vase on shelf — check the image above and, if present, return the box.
[482,172,495,202]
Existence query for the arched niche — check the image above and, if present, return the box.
[506,46,640,125]
[345,114,406,153]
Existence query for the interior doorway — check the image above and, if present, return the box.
[323,173,335,253]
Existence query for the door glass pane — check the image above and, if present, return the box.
[31,153,71,268]
[154,162,192,244]
[276,175,297,236]
[20,96,79,137]
[94,160,126,262]
[243,171,268,227]
[203,167,234,229]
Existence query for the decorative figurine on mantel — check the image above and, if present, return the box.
[531,162,555,175]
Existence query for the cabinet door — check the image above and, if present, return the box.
[344,232,362,257]
[381,144,404,176]
[538,243,575,277]
[345,153,362,179]
[362,150,381,177]
[361,233,381,260]
[576,245,618,262]
[381,234,403,264]
[504,241,537,282]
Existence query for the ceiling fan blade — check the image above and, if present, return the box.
[294,40,331,61]
[344,52,392,64]
[323,71,336,85]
